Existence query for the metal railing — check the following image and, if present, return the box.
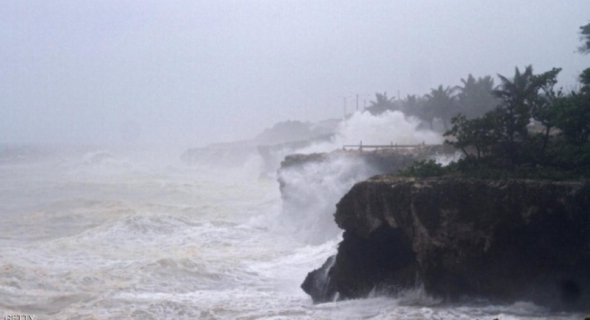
[342,141,432,151]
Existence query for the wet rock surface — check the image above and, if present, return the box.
[303,177,590,311]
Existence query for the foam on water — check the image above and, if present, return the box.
[0,143,586,319]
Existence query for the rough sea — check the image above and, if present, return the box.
[0,144,585,319]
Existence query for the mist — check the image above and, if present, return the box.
[3,2,590,317]
[1,0,589,147]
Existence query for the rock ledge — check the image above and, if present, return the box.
[302,177,590,311]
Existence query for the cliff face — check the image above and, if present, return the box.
[302,177,590,310]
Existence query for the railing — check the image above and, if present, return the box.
[342,141,432,151]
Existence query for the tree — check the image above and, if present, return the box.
[431,23,590,177]
[552,93,590,146]
[456,75,498,119]
[416,95,437,130]
[579,68,590,94]
[445,66,562,167]
[530,68,562,156]
[445,112,501,159]
[424,85,458,130]
[401,94,422,116]
[549,70,590,147]
[546,86,590,170]
[365,92,397,115]
[578,21,590,55]
[491,66,540,165]
[401,94,429,123]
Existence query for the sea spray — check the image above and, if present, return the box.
[1,145,585,319]
[277,155,382,244]
[296,111,443,154]
[181,110,445,178]
[272,110,447,244]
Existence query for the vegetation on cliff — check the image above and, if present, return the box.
[303,19,590,313]
[399,22,590,180]
[366,75,498,130]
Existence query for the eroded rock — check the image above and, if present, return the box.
[303,177,590,311]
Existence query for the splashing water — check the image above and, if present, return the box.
[276,156,382,244]
[298,111,443,154]
[0,126,584,319]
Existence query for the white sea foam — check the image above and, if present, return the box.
[0,144,584,319]
[276,156,380,244]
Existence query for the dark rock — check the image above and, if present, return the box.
[301,255,337,303]
[302,177,590,311]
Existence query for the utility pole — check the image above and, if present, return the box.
[343,97,347,119]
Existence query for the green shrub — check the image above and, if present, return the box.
[399,160,448,177]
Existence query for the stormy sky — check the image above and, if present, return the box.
[1,0,589,147]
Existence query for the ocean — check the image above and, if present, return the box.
[0,145,585,319]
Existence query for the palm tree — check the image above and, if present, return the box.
[401,94,433,129]
[401,94,424,117]
[424,85,458,130]
[578,21,590,55]
[365,92,397,115]
[492,66,537,145]
[456,74,498,119]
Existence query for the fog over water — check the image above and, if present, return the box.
[1,1,590,319]
[0,141,585,319]
[1,0,590,146]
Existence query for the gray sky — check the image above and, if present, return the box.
[1,0,589,147]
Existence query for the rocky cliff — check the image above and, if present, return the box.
[302,177,590,311]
